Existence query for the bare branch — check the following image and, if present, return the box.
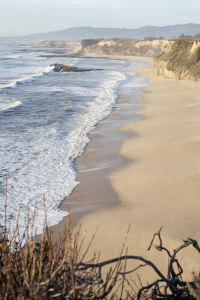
[79,255,167,282]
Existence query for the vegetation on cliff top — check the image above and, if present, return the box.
[178,33,200,39]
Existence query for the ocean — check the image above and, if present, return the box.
[0,38,147,235]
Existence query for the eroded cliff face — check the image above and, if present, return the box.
[153,39,200,81]
[34,40,78,48]
[74,39,169,57]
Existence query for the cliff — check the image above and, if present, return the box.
[153,39,200,81]
[34,40,78,48]
[74,38,170,57]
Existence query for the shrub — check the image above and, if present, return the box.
[1,192,200,299]
[0,205,123,299]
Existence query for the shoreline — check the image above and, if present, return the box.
[44,54,200,282]
[72,54,200,282]
[49,57,148,232]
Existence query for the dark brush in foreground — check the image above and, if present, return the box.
[1,204,200,299]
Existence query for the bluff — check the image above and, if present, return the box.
[34,40,78,48]
[74,39,169,57]
[153,39,200,81]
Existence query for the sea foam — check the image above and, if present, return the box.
[0,100,22,113]
[0,66,54,90]
[0,40,137,237]
[1,70,126,236]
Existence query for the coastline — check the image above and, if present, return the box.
[49,57,148,231]
[49,54,200,282]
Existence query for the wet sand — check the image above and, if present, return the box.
[50,63,145,233]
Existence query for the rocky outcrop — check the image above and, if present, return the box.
[153,39,200,81]
[74,38,169,57]
[51,64,92,72]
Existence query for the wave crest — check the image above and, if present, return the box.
[0,100,22,113]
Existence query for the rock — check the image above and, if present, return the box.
[50,63,92,72]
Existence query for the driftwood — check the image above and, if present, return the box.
[78,227,200,300]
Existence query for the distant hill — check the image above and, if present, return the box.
[24,24,200,40]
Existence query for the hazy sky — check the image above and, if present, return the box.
[1,0,200,36]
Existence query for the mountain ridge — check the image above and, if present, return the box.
[24,24,200,40]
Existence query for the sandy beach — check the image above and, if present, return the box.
[51,54,200,284]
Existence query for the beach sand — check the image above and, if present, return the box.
[50,54,200,284]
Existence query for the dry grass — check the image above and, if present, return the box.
[2,204,200,300]
[0,198,127,299]
[1,180,200,299]
[0,176,133,300]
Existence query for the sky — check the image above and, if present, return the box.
[1,0,200,37]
